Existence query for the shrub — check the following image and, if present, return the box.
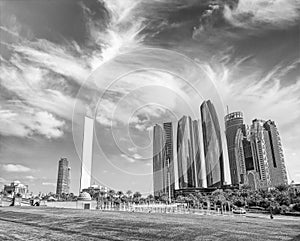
[234,200,245,207]
[279,205,289,214]
[292,203,300,212]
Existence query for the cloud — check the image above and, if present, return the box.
[2,164,31,172]
[42,182,56,186]
[25,175,35,180]
[92,70,189,129]
[201,57,300,127]
[0,177,9,184]
[223,0,300,30]
[133,153,143,160]
[11,40,90,83]
[192,0,300,43]
[120,152,145,164]
[0,106,65,138]
[120,154,136,163]
[134,124,147,131]
[128,146,137,152]
[85,0,147,64]
[0,0,149,139]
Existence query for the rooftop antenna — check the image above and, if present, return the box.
[226,105,229,115]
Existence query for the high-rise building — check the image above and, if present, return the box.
[56,158,70,195]
[200,100,224,187]
[153,122,175,199]
[193,120,204,187]
[80,116,94,192]
[177,116,196,188]
[250,119,288,189]
[225,112,245,185]
[263,120,288,186]
[234,128,248,185]
[163,122,175,198]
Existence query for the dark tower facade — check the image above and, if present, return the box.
[200,100,224,187]
[56,158,70,195]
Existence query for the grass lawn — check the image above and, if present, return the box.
[0,207,299,241]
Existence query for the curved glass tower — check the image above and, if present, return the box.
[153,123,175,198]
[225,111,245,185]
[177,116,196,188]
[200,100,224,187]
[153,124,165,197]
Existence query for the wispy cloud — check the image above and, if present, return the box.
[0,105,65,138]
[2,164,31,172]
[120,154,136,163]
[128,146,138,152]
[0,0,148,139]
[85,0,147,64]
[42,182,56,186]
[92,70,188,129]
[0,177,9,184]
[25,175,36,181]
[223,0,300,30]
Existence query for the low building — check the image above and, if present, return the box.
[4,181,29,198]
[291,182,300,194]
[82,184,108,199]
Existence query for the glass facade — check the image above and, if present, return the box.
[193,120,203,187]
[177,116,196,188]
[153,123,175,198]
[225,111,245,185]
[200,100,224,187]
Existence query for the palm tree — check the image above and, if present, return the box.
[176,195,185,203]
[133,191,142,204]
[159,193,169,203]
[126,190,133,203]
[108,189,116,205]
[117,191,123,198]
[108,189,116,198]
[126,190,133,197]
[146,194,154,204]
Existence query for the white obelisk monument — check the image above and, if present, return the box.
[79,116,94,192]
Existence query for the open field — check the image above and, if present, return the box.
[0,207,299,241]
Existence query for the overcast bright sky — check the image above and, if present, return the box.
[0,0,299,195]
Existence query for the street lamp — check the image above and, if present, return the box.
[270,197,275,219]
[167,156,171,204]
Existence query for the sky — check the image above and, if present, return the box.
[0,0,300,195]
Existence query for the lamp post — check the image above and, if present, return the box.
[167,156,171,204]
[270,197,275,219]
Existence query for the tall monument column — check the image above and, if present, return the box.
[79,116,94,193]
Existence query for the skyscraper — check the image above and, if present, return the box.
[193,120,204,187]
[200,100,224,187]
[250,119,288,189]
[234,128,248,185]
[80,116,94,192]
[263,120,288,186]
[56,158,70,195]
[153,122,175,198]
[177,116,196,188]
[225,111,246,185]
